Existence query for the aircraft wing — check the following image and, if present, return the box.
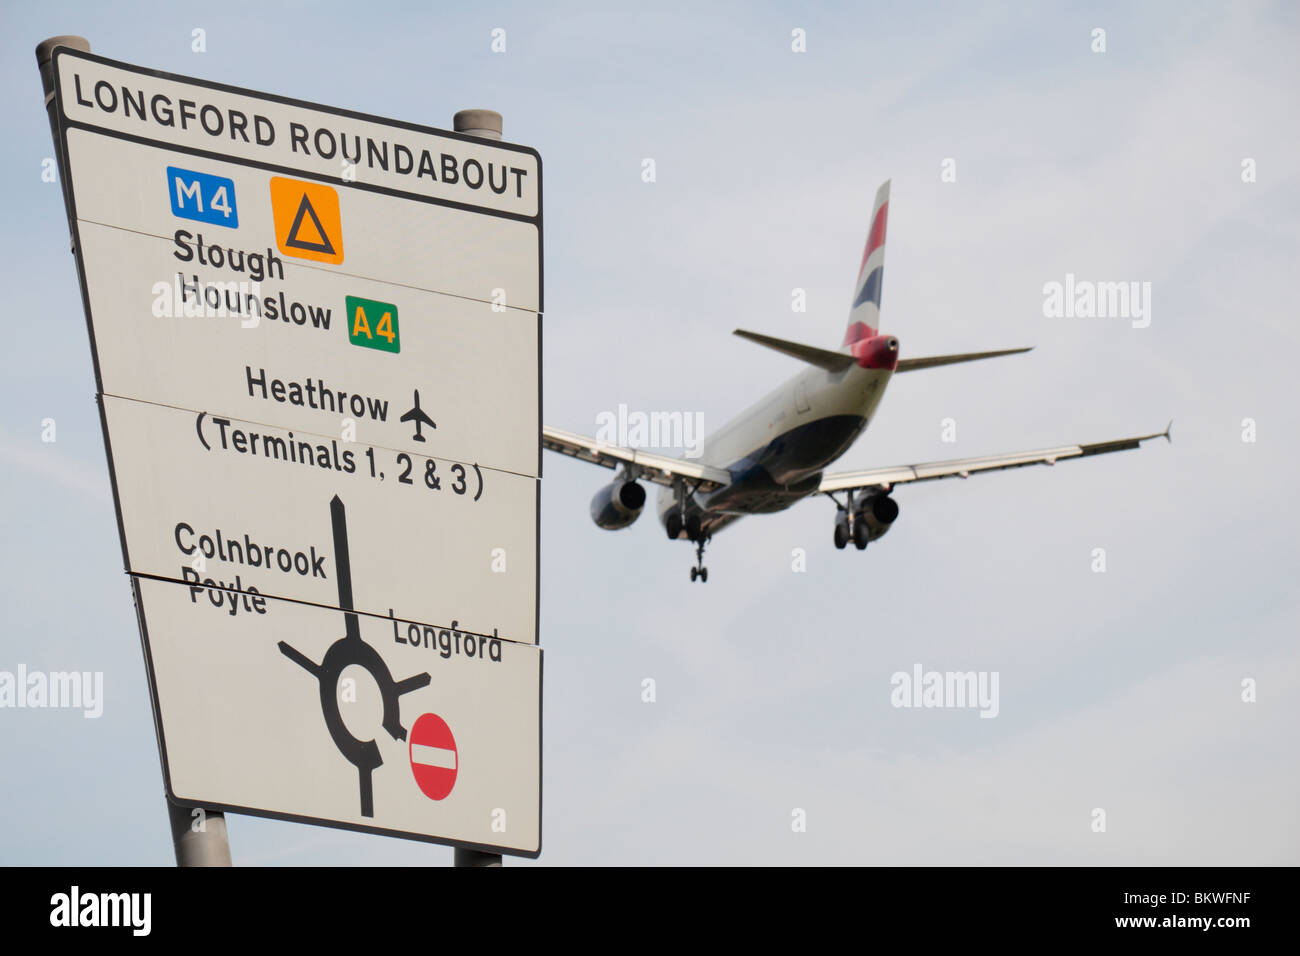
[400,408,432,426]
[818,424,1171,495]
[542,426,731,491]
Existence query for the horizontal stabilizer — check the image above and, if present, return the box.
[732,330,855,372]
[895,347,1032,372]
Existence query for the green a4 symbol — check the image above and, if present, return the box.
[346,295,400,353]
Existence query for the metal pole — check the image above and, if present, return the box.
[37,35,235,868]
[454,847,503,867]
[35,35,90,248]
[167,799,234,867]
[452,108,505,869]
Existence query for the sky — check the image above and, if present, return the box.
[1,0,1297,865]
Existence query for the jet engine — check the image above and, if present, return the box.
[590,480,647,530]
[855,493,899,543]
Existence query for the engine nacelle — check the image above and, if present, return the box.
[590,480,647,530]
[854,493,899,542]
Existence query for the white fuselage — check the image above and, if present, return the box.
[656,361,894,529]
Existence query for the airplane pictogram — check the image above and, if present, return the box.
[400,390,436,442]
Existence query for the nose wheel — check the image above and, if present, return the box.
[689,536,709,583]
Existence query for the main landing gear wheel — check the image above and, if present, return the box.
[689,535,710,583]
[853,518,870,550]
[666,513,683,539]
[834,523,849,549]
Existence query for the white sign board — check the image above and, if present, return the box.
[52,48,541,855]
[135,577,541,854]
[102,395,538,645]
[69,134,540,477]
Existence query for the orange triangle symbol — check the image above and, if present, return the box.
[285,195,336,254]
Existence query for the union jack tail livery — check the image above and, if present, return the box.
[844,179,890,347]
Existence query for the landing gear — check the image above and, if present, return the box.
[668,479,702,542]
[689,536,709,583]
[833,489,859,550]
[827,488,898,552]
[835,513,869,549]
[672,479,710,581]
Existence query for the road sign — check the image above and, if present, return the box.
[410,713,459,801]
[270,176,344,263]
[67,129,540,477]
[346,295,400,353]
[168,166,239,228]
[135,576,540,854]
[49,47,542,855]
[101,394,538,645]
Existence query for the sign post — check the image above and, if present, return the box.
[449,107,508,870]
[38,39,543,862]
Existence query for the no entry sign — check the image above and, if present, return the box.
[410,713,458,801]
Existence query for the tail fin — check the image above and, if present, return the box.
[843,180,890,348]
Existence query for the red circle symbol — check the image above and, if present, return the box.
[409,713,458,800]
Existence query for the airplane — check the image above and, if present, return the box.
[542,181,1170,582]
[400,389,436,442]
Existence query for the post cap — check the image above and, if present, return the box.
[36,35,90,66]
[36,36,91,96]
[453,109,503,141]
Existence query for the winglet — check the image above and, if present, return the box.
[1164,419,1173,443]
